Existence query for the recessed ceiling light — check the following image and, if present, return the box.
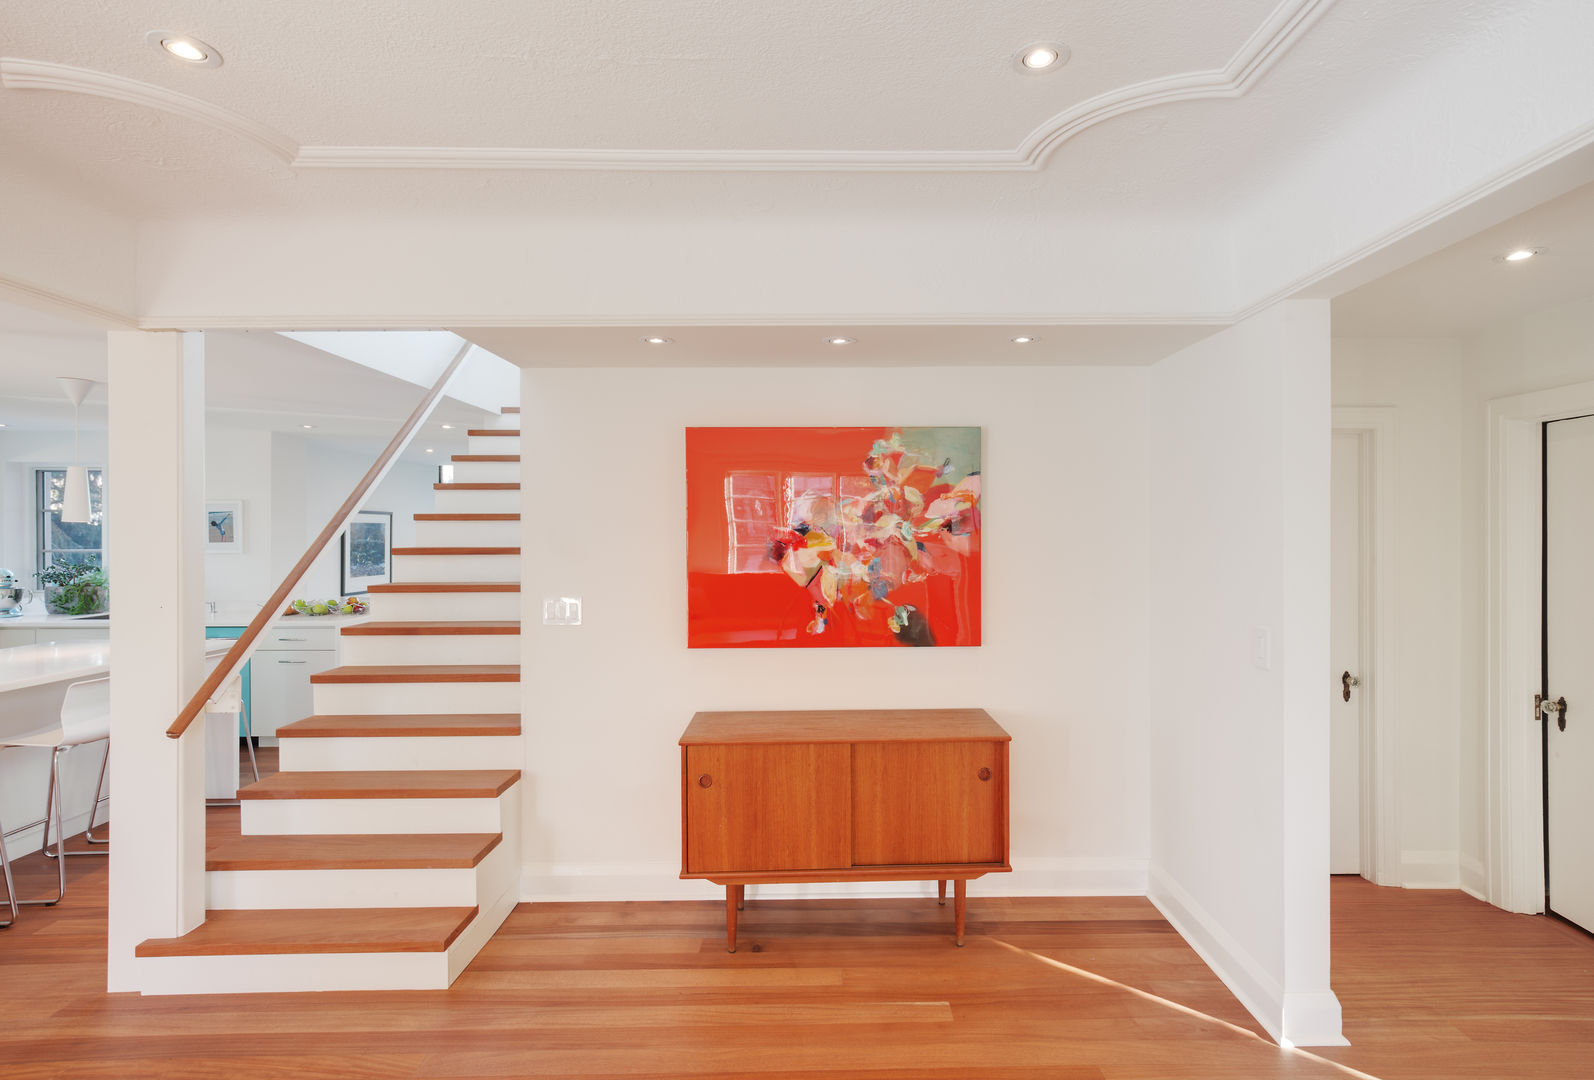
[425,448,434,453]
[1017,42,1069,73]
[1504,248,1538,262]
[146,30,224,68]
[1011,335,1038,344]
[641,335,673,345]
[441,423,453,429]
[826,336,856,346]
[301,424,315,429]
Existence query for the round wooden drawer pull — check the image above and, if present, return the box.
[977,767,992,781]
[699,774,713,788]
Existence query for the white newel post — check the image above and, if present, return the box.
[106,330,208,992]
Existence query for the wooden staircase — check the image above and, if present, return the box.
[134,423,525,993]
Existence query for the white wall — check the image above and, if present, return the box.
[1147,300,1340,1046]
[518,364,1152,903]
[1330,338,1467,889]
[204,427,274,615]
[296,440,431,600]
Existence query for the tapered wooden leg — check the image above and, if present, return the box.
[938,880,947,906]
[954,880,967,946]
[726,886,739,953]
[735,884,745,911]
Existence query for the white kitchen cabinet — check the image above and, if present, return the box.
[33,627,110,645]
[250,625,340,742]
[0,628,36,647]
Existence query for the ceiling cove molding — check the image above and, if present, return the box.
[0,57,300,163]
[136,313,1234,331]
[1,0,1334,175]
[0,272,136,329]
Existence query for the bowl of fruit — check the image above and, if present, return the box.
[291,597,369,617]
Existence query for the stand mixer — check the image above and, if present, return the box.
[0,569,34,618]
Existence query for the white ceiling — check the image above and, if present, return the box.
[1333,178,1594,338]
[0,0,1526,224]
[460,322,1221,369]
[0,298,492,462]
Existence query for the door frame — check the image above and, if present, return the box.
[1484,378,1594,913]
[1331,407,1399,886]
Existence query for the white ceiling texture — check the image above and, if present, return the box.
[1,0,1594,363]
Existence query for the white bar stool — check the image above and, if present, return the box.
[0,675,111,907]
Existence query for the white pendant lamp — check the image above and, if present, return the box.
[58,378,95,524]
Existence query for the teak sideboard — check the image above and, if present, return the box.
[679,708,1011,951]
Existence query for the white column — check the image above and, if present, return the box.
[106,330,208,992]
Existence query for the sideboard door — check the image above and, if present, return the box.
[684,744,851,874]
[851,741,1004,865]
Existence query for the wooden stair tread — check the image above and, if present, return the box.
[278,713,522,738]
[391,546,521,555]
[340,620,520,636]
[311,664,520,684]
[452,454,520,462]
[434,482,520,490]
[501,407,520,414]
[413,513,519,521]
[207,832,501,871]
[467,428,520,437]
[135,906,478,957]
[238,769,520,800]
[367,581,519,593]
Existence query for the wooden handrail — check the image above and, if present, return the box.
[167,341,475,738]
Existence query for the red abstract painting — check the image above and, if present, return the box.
[687,427,982,648]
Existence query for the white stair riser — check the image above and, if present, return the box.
[338,633,521,666]
[451,461,520,483]
[135,951,450,994]
[206,841,511,910]
[414,519,521,546]
[435,488,521,514]
[279,734,521,772]
[394,553,521,583]
[468,435,520,454]
[312,680,520,716]
[364,591,520,621]
[241,791,511,835]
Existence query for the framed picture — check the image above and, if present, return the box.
[206,500,244,554]
[686,427,982,648]
[341,510,393,595]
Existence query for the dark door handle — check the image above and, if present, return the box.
[1541,695,1568,732]
[1341,671,1360,702]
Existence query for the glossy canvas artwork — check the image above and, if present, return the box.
[687,427,982,648]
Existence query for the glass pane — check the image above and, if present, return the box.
[39,468,105,570]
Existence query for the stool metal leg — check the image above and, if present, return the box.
[45,742,110,858]
[21,748,66,905]
[0,810,17,928]
[243,710,259,784]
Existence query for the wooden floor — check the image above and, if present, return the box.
[2,783,1591,1077]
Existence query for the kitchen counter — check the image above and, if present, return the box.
[0,609,373,629]
[0,640,232,694]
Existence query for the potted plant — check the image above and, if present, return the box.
[36,556,110,616]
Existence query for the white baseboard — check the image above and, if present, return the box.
[1400,850,1461,889]
[1458,853,1487,901]
[2,805,103,859]
[519,856,1148,904]
[1146,865,1287,1044]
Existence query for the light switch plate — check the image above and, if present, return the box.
[1251,626,1273,670]
[543,597,582,627]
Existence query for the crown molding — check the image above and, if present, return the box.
[0,0,1334,174]
[136,313,1234,331]
[0,272,135,328]
[0,57,299,163]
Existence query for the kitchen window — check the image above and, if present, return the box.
[37,467,106,574]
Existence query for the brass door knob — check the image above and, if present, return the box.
[977,767,992,781]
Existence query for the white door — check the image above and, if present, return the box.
[1544,416,1594,933]
[1329,432,1365,876]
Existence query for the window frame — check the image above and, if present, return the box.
[35,465,108,580]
